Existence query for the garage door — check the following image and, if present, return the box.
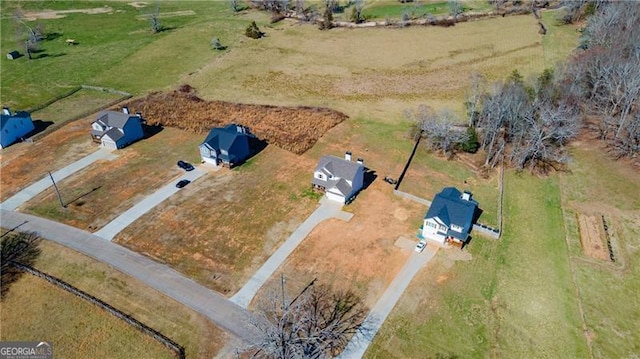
[325,191,345,203]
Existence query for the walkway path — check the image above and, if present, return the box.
[231,198,353,308]
[337,244,439,359]
[94,166,208,241]
[0,149,117,211]
[0,209,260,342]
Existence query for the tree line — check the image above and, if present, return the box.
[410,1,639,173]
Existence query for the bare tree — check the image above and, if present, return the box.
[464,73,486,127]
[146,4,162,33]
[243,282,368,358]
[229,0,242,12]
[407,105,469,156]
[566,1,640,158]
[1,231,42,298]
[447,0,462,20]
[13,9,44,59]
[350,0,365,23]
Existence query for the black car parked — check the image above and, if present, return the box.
[177,160,194,171]
[176,179,191,188]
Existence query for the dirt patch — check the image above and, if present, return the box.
[578,214,609,261]
[135,10,196,20]
[22,7,113,21]
[128,2,148,8]
[124,86,348,154]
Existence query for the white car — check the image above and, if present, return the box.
[414,240,427,253]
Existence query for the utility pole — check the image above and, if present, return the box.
[48,171,65,208]
[281,273,286,310]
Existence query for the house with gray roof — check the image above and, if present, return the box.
[421,187,479,245]
[312,151,365,204]
[1,107,34,149]
[199,124,253,167]
[90,107,144,150]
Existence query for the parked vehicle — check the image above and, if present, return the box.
[175,179,191,188]
[177,160,194,171]
[414,240,427,253]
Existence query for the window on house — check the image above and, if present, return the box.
[317,174,324,180]
[438,225,447,232]
[426,221,436,228]
[451,224,463,232]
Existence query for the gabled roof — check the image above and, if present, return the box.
[425,187,478,240]
[201,124,252,163]
[102,127,124,142]
[1,111,32,131]
[313,155,363,182]
[94,111,137,129]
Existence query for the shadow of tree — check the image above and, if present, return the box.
[1,231,42,299]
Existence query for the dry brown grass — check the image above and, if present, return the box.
[0,117,96,201]
[22,127,203,230]
[125,85,348,154]
[0,240,226,358]
[189,15,546,119]
[115,146,319,294]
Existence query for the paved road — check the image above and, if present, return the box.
[337,244,439,359]
[94,167,208,241]
[0,149,117,211]
[0,209,260,342]
[231,198,354,308]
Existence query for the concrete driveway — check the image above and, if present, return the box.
[0,149,117,211]
[231,197,354,308]
[337,243,439,359]
[94,166,208,241]
[0,209,260,342]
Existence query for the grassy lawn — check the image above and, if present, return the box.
[0,1,242,108]
[0,240,225,358]
[22,127,203,230]
[558,142,640,358]
[30,87,125,125]
[366,171,589,358]
[540,9,581,68]
[190,14,546,120]
[363,1,451,20]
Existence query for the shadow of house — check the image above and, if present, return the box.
[27,119,55,137]
[199,124,262,168]
[142,123,164,140]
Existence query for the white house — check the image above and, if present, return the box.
[421,187,479,245]
[90,108,144,150]
[312,151,365,204]
[1,107,35,149]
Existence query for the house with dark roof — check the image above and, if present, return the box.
[199,124,253,167]
[90,108,144,150]
[312,151,365,204]
[421,187,479,245]
[1,107,35,149]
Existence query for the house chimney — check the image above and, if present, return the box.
[345,151,352,161]
[135,112,142,118]
[357,158,364,165]
[236,125,244,133]
[461,191,471,201]
[122,106,129,114]
[2,107,10,116]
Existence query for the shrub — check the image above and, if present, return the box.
[245,21,264,39]
[460,126,480,153]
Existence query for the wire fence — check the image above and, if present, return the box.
[11,262,185,359]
